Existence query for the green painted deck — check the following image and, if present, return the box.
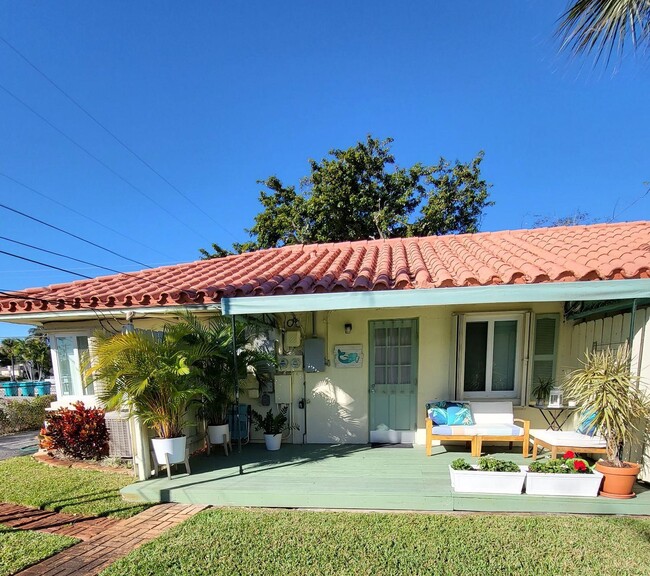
[120,444,650,515]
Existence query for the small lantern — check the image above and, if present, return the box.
[548,387,563,408]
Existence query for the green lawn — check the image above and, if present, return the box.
[0,525,78,576]
[101,508,650,576]
[0,456,148,519]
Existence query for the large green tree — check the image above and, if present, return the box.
[201,136,492,256]
[558,0,650,65]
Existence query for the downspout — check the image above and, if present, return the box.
[629,299,638,356]
[231,314,243,475]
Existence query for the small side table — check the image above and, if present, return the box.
[528,403,580,431]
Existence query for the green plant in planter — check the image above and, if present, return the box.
[528,450,593,474]
[168,314,275,427]
[87,327,208,439]
[477,456,521,472]
[252,406,297,435]
[532,377,554,405]
[450,458,473,471]
[563,344,650,468]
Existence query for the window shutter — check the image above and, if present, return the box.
[532,315,559,385]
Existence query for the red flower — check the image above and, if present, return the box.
[574,460,587,472]
[563,450,575,459]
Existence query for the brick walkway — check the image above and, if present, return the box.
[0,503,118,540]
[13,503,208,576]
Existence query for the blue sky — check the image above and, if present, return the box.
[1,1,649,337]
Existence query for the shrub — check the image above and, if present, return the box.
[0,395,55,435]
[45,402,109,460]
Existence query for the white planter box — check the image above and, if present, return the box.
[525,470,603,497]
[449,465,527,494]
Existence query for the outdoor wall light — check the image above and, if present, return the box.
[344,323,352,334]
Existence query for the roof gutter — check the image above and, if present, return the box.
[222,278,650,316]
[0,303,222,324]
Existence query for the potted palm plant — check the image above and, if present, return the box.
[252,406,297,451]
[563,344,650,499]
[169,314,276,449]
[87,326,208,469]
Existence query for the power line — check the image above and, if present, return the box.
[0,35,237,241]
[0,203,152,268]
[0,235,194,294]
[0,249,93,279]
[0,170,175,261]
[0,81,213,243]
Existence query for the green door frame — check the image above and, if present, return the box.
[368,318,419,433]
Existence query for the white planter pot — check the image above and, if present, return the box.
[152,436,186,465]
[208,424,230,445]
[264,433,282,451]
[449,465,527,494]
[525,470,603,497]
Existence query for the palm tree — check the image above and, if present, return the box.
[87,328,209,439]
[558,0,650,65]
[167,313,275,426]
[0,338,23,380]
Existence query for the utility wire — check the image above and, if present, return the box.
[0,235,195,294]
[0,35,237,241]
[0,203,152,268]
[0,170,175,261]
[0,249,94,279]
[0,81,213,243]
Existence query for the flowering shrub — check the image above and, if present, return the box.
[43,402,109,460]
[528,450,593,474]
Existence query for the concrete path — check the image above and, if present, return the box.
[14,503,208,576]
[0,430,39,460]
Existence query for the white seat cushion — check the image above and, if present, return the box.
[470,401,514,425]
[529,429,606,449]
[473,424,524,437]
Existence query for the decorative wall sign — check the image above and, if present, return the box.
[334,345,363,368]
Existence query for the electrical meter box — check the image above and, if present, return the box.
[274,375,292,404]
[304,338,325,372]
[277,355,303,372]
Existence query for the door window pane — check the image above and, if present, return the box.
[464,322,487,392]
[492,321,517,391]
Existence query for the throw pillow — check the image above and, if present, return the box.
[446,402,475,426]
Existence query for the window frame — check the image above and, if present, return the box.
[457,312,527,402]
[49,332,94,398]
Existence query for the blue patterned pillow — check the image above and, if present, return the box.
[427,401,448,425]
[426,401,474,426]
[577,411,598,436]
[446,403,474,425]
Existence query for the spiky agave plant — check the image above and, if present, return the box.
[563,343,650,467]
[86,328,208,439]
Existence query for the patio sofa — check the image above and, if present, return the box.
[425,401,530,458]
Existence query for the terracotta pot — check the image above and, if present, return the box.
[594,461,640,499]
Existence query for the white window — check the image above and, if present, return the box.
[457,313,527,401]
[51,334,94,396]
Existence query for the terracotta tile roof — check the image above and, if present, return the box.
[1,221,649,315]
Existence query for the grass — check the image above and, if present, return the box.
[101,508,650,576]
[0,525,78,576]
[0,456,148,519]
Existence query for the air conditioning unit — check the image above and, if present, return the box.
[105,412,133,458]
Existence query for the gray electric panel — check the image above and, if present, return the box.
[304,338,325,372]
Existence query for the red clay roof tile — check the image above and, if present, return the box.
[1,221,649,315]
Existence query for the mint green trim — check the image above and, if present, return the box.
[222,279,650,315]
